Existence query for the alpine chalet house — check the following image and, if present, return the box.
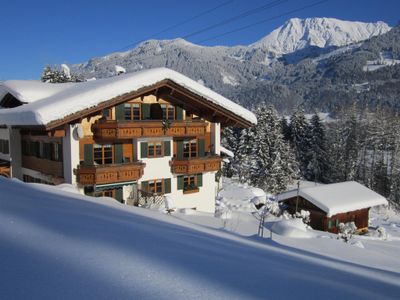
[0,68,256,213]
[278,181,388,233]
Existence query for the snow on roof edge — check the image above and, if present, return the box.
[0,68,257,127]
[278,181,388,217]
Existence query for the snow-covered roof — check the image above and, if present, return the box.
[0,68,257,127]
[278,181,388,217]
[220,145,234,158]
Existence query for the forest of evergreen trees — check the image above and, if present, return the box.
[222,105,400,209]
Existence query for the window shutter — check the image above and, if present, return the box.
[141,104,151,120]
[198,139,205,157]
[115,188,123,203]
[164,141,171,156]
[141,181,148,192]
[328,220,333,229]
[115,103,125,121]
[176,140,183,159]
[196,173,203,187]
[114,143,123,164]
[164,178,171,194]
[84,144,94,165]
[176,106,183,120]
[177,176,183,190]
[140,142,148,158]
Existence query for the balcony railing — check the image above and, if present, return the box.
[92,120,207,140]
[77,161,146,185]
[170,155,222,175]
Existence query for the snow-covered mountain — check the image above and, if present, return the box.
[250,17,390,55]
[68,17,399,114]
[71,17,390,80]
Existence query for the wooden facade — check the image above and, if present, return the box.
[77,162,145,185]
[282,196,370,233]
[92,120,208,140]
[170,156,222,175]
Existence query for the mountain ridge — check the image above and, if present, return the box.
[69,18,399,114]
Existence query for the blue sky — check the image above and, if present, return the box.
[1,0,399,80]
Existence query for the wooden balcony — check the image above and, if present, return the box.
[77,161,145,185]
[92,120,207,140]
[170,156,222,175]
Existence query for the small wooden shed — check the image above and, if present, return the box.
[278,181,388,233]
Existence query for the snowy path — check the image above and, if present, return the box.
[1,178,400,299]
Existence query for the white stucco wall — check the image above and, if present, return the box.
[63,124,80,185]
[211,122,221,155]
[136,137,217,213]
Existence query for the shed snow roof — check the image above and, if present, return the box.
[0,68,257,127]
[278,181,388,217]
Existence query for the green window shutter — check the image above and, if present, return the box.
[196,173,203,187]
[141,181,148,192]
[114,143,123,164]
[176,140,183,159]
[198,139,205,157]
[176,106,183,120]
[336,219,340,227]
[84,144,94,165]
[328,220,333,229]
[164,178,171,194]
[141,104,151,120]
[140,142,148,158]
[115,188,123,203]
[164,141,171,156]
[115,103,125,121]
[177,176,184,190]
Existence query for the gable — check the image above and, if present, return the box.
[0,68,257,130]
[44,80,253,130]
[0,93,24,108]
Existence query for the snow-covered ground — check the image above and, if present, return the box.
[1,177,400,299]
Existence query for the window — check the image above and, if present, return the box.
[149,179,163,194]
[94,144,113,165]
[0,139,9,154]
[177,174,202,193]
[161,103,175,121]
[183,139,197,158]
[141,178,171,194]
[52,143,62,161]
[102,108,112,119]
[94,189,115,198]
[124,103,141,120]
[148,141,163,158]
[183,175,196,191]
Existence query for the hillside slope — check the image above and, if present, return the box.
[1,178,400,299]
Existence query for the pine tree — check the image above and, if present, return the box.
[41,65,83,83]
[289,110,312,179]
[236,127,255,183]
[249,105,298,193]
[308,114,330,183]
[281,116,291,141]
[221,127,242,178]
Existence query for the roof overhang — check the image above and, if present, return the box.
[43,79,254,130]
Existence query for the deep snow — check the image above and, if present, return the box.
[1,177,399,299]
